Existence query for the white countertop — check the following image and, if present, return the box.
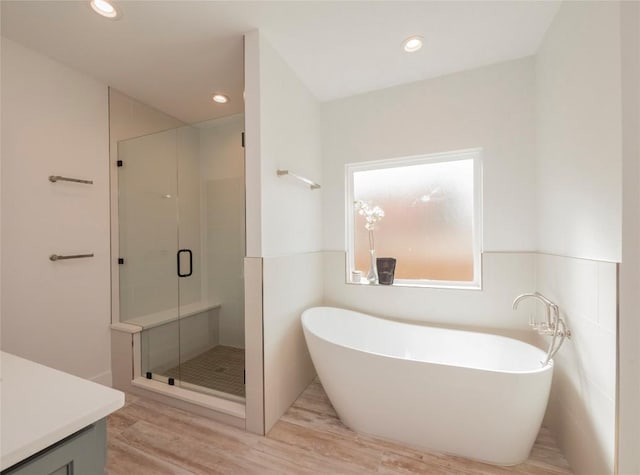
[0,352,125,471]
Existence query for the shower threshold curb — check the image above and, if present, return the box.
[131,377,246,419]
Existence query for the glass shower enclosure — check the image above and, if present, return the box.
[117,115,245,402]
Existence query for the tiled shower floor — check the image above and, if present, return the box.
[164,345,245,398]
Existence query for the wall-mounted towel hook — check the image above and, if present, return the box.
[277,169,321,190]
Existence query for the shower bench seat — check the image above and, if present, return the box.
[123,301,221,330]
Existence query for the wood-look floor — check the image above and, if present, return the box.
[106,380,573,474]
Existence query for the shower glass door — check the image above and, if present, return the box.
[117,115,246,402]
[175,120,246,401]
[118,129,181,385]
[173,125,217,395]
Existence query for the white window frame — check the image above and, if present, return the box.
[345,148,483,289]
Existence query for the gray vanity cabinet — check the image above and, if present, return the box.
[1,419,107,475]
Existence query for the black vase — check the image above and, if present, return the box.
[376,258,396,285]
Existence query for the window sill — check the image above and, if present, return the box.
[346,279,482,291]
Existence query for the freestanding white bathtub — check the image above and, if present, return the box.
[301,307,553,466]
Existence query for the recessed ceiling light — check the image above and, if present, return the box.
[90,0,120,19]
[402,35,424,53]
[212,94,229,104]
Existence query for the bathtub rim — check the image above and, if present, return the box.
[302,306,553,376]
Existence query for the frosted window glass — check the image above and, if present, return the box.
[351,156,478,283]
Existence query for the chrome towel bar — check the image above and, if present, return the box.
[49,175,94,185]
[276,169,321,190]
[50,253,94,261]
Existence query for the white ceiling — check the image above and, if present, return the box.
[1,1,560,124]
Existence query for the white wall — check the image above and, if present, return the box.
[258,35,323,258]
[321,57,538,333]
[536,1,622,263]
[1,38,111,384]
[0,32,3,343]
[244,31,324,433]
[323,57,536,253]
[535,2,623,473]
[244,31,262,260]
[536,254,616,475]
[108,89,184,143]
[243,31,264,434]
[263,252,323,431]
[199,114,246,348]
[325,251,536,332]
[618,1,640,473]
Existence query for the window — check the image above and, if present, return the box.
[346,149,482,288]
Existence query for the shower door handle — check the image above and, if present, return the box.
[177,249,193,277]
